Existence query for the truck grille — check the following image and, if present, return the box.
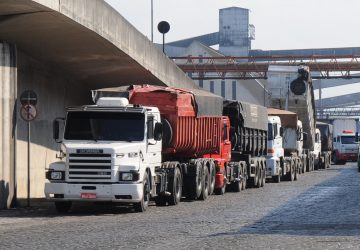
[68,153,112,181]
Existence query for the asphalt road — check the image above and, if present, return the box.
[1,163,360,250]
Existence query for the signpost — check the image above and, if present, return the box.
[20,90,38,207]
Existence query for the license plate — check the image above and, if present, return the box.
[81,193,97,199]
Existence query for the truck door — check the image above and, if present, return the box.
[222,119,232,161]
[146,114,161,167]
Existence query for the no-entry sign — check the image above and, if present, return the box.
[20,104,37,122]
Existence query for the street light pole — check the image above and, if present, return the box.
[151,0,154,42]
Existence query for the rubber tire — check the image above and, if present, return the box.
[241,165,247,190]
[167,167,182,205]
[272,175,281,183]
[287,163,295,182]
[250,162,259,188]
[208,161,216,195]
[134,172,150,212]
[199,167,209,200]
[333,154,340,165]
[186,161,203,200]
[260,165,266,187]
[302,159,306,173]
[214,183,226,195]
[232,165,242,192]
[154,196,167,206]
[294,162,299,181]
[214,169,226,195]
[256,164,262,188]
[55,201,72,213]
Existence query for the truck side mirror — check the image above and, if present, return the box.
[356,132,359,142]
[280,127,284,137]
[53,118,64,143]
[154,122,163,141]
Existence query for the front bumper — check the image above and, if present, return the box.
[266,156,280,177]
[44,182,143,203]
[338,153,358,161]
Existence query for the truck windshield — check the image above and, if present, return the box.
[317,125,328,137]
[340,136,355,144]
[64,111,145,141]
[268,123,274,140]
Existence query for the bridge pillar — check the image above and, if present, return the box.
[0,42,17,209]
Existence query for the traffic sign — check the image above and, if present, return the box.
[20,90,38,106]
[20,104,37,122]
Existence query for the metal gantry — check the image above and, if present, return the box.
[317,107,360,119]
[172,55,360,80]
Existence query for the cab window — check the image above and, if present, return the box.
[147,115,154,139]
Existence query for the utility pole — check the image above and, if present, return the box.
[151,0,154,42]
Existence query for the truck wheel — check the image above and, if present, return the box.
[186,161,203,199]
[272,175,281,183]
[134,172,150,212]
[310,156,315,171]
[155,196,167,206]
[256,163,262,188]
[327,156,331,168]
[333,154,339,165]
[302,159,306,173]
[199,166,209,200]
[208,161,216,195]
[232,164,242,192]
[260,165,266,187]
[167,167,182,205]
[241,165,247,190]
[214,182,226,195]
[294,162,299,181]
[55,201,72,213]
[287,163,295,182]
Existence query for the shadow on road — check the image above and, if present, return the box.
[210,165,360,237]
[0,202,160,218]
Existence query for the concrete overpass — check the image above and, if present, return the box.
[0,0,196,209]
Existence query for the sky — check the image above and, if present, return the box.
[105,0,360,50]
[104,0,360,99]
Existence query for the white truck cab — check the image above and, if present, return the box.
[266,116,284,180]
[333,130,358,164]
[312,128,322,168]
[45,97,163,212]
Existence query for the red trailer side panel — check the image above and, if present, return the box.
[129,85,226,158]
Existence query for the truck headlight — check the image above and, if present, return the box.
[47,171,65,180]
[120,172,139,181]
[121,172,133,181]
[128,152,138,158]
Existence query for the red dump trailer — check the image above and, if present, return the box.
[128,85,233,196]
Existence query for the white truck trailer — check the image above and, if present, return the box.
[266,65,319,179]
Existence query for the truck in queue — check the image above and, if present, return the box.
[333,130,358,164]
[223,100,268,190]
[266,108,307,182]
[45,85,268,213]
[267,65,317,173]
[315,122,333,169]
